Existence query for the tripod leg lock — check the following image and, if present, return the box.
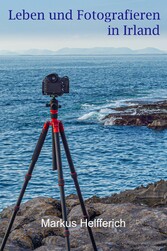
[58,179,65,187]
[64,229,70,237]
[25,173,32,181]
[71,172,77,179]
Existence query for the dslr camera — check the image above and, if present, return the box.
[42,73,69,96]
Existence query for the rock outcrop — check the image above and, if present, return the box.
[103,100,167,129]
[0,180,167,251]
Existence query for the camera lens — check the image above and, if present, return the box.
[51,75,57,82]
[48,74,58,83]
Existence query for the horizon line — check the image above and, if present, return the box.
[0,46,166,51]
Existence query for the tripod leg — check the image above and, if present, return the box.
[53,122,70,251]
[52,127,57,170]
[59,121,98,251]
[0,121,50,251]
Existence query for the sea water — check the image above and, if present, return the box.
[0,55,167,211]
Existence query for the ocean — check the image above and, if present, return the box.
[0,54,167,211]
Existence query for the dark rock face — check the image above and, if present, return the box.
[0,180,167,251]
[103,100,167,129]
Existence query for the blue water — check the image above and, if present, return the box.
[0,55,167,211]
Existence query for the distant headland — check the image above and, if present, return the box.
[0,47,166,56]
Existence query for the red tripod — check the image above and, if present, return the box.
[0,97,97,251]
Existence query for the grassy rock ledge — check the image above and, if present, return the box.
[0,180,167,251]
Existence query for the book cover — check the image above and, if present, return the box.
[0,0,166,250]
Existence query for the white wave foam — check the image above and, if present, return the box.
[99,108,112,114]
[78,111,96,121]
[104,118,116,126]
[81,103,96,109]
[78,101,134,122]
[79,99,145,123]
[114,99,139,108]
[81,99,139,111]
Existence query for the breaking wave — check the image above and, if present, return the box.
[77,99,140,123]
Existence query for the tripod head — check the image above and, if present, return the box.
[45,97,62,121]
[46,97,61,109]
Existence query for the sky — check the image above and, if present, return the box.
[0,0,166,51]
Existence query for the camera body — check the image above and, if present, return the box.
[42,73,69,96]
